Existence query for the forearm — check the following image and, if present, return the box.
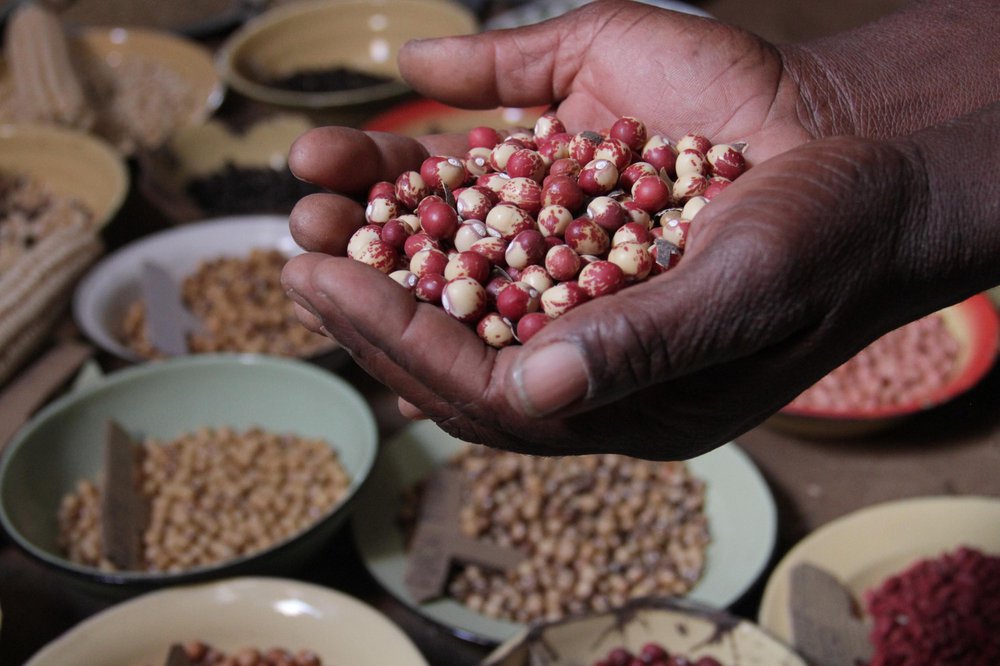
[891,99,1000,316]
[782,0,1000,138]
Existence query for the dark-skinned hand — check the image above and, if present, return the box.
[282,1,1000,459]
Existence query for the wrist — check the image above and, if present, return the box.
[777,0,1000,139]
[888,101,1000,309]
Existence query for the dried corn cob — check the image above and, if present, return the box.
[0,293,70,387]
[0,226,102,355]
[4,4,94,129]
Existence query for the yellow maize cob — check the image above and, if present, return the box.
[4,4,94,129]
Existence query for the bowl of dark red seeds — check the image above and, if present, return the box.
[216,0,477,109]
[770,294,999,437]
[483,597,806,666]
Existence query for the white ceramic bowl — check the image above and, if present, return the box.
[73,215,323,363]
[27,577,428,665]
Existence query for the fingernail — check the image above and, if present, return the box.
[511,342,589,417]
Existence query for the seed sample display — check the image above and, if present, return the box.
[185,163,321,217]
[121,248,333,358]
[593,643,724,666]
[166,640,323,666]
[346,113,748,346]
[864,547,1000,666]
[0,170,94,275]
[58,426,351,572]
[409,447,710,624]
[261,66,394,93]
[787,314,960,412]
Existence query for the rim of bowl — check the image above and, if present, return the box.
[0,353,378,585]
[778,294,1000,421]
[216,0,477,109]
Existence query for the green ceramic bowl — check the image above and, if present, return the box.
[0,355,377,596]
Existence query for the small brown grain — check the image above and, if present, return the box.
[121,248,332,358]
[433,448,710,624]
[58,426,350,572]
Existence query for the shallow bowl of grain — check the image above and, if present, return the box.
[0,354,377,597]
[73,215,340,364]
[0,23,223,154]
[138,114,318,224]
[0,123,128,229]
[767,294,1000,438]
[217,0,477,109]
[483,597,806,666]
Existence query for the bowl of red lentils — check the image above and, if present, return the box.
[769,294,1000,437]
[0,354,377,595]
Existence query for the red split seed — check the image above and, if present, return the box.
[496,281,541,321]
[415,273,447,303]
[578,260,626,297]
[516,312,550,343]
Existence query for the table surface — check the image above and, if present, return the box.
[2,1,987,664]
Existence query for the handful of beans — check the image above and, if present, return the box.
[346,114,747,346]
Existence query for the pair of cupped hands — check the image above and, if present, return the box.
[282,1,946,459]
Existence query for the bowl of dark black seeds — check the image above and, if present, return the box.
[139,115,321,224]
[216,0,478,109]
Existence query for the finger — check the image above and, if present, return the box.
[398,397,428,420]
[289,127,430,195]
[284,253,468,418]
[290,301,324,336]
[398,12,593,110]
[289,193,365,255]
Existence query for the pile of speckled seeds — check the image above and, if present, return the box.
[441,447,709,623]
[346,113,746,346]
[58,426,350,572]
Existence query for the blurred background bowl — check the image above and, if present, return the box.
[73,215,339,364]
[0,123,128,228]
[0,124,128,385]
[27,577,428,666]
[0,25,223,155]
[484,597,806,666]
[217,0,477,111]
[767,294,1000,438]
[138,114,317,224]
[58,0,265,39]
[0,354,377,596]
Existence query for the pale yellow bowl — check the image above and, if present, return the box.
[79,26,225,126]
[218,0,478,108]
[0,26,223,154]
[0,123,129,229]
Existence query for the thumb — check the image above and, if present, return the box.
[504,219,816,418]
[398,9,594,110]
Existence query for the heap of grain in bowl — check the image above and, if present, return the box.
[787,314,960,412]
[0,169,94,275]
[166,641,322,666]
[1,4,203,153]
[121,248,333,358]
[58,426,350,572]
[406,448,710,623]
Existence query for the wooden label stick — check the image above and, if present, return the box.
[101,420,148,570]
[405,468,526,603]
[141,261,198,357]
[789,563,873,666]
